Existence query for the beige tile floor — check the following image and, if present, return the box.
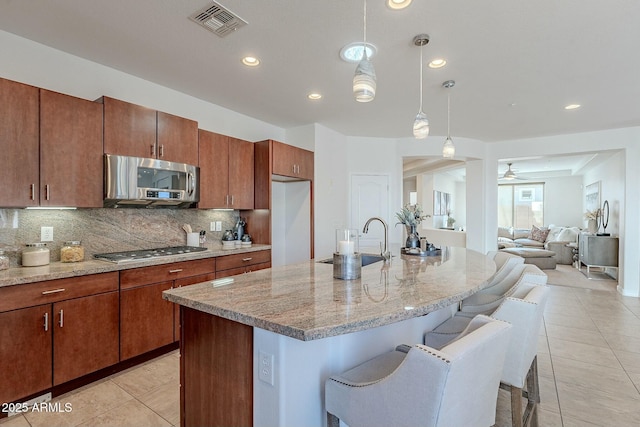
[2,266,639,427]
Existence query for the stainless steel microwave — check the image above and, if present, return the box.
[104,154,199,208]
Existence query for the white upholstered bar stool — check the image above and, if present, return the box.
[424,283,550,427]
[459,264,547,317]
[325,315,512,427]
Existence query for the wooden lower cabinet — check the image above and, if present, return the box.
[120,281,175,360]
[0,272,119,405]
[53,291,119,385]
[0,304,53,405]
[119,258,216,357]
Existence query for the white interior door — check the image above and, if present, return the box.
[350,174,390,253]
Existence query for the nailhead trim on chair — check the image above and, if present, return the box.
[415,345,452,363]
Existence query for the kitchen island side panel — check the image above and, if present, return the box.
[181,307,253,427]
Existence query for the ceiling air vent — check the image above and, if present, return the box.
[189,1,247,37]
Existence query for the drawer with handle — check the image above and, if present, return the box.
[120,258,215,289]
[215,250,271,272]
[0,272,118,313]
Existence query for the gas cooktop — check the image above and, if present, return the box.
[94,246,207,263]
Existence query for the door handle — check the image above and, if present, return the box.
[58,309,64,328]
[44,312,49,332]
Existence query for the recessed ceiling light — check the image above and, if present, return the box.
[428,58,447,68]
[386,0,412,10]
[308,93,322,100]
[340,42,377,63]
[564,104,581,110]
[242,56,260,67]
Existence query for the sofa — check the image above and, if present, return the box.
[498,225,581,265]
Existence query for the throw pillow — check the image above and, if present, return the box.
[556,227,578,242]
[546,226,564,242]
[529,225,550,243]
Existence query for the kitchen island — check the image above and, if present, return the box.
[163,247,495,427]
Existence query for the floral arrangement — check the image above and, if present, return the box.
[396,203,430,227]
[584,209,600,220]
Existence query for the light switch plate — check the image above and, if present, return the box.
[41,226,53,242]
[215,221,222,231]
[210,221,216,232]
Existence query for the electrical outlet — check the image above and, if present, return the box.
[259,350,274,386]
[41,226,53,242]
[210,221,216,232]
[215,221,222,231]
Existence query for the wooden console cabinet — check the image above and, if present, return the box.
[578,233,619,278]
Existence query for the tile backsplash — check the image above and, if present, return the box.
[0,208,241,267]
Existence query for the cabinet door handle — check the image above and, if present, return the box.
[230,195,234,205]
[30,184,36,200]
[187,172,195,195]
[45,184,50,201]
[150,144,156,157]
[226,194,230,206]
[169,269,183,273]
[159,144,164,158]
[242,257,253,262]
[42,288,65,295]
[44,312,49,332]
[58,309,64,328]
[292,165,296,174]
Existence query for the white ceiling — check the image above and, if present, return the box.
[1,0,639,143]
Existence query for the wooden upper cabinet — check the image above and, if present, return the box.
[157,111,198,166]
[198,130,254,209]
[103,96,156,158]
[103,97,199,165]
[272,140,314,180]
[198,130,229,208]
[228,137,254,209]
[40,89,103,207]
[0,78,40,207]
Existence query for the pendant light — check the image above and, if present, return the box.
[353,0,376,102]
[412,34,430,138]
[442,80,455,158]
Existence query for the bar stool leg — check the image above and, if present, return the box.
[327,412,340,427]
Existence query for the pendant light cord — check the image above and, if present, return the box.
[363,0,367,58]
[447,93,451,138]
[419,44,423,111]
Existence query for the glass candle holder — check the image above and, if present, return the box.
[335,229,359,255]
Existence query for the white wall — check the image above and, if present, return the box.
[541,176,584,227]
[583,151,624,235]
[313,125,349,259]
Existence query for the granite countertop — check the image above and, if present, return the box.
[163,247,496,341]
[0,244,271,288]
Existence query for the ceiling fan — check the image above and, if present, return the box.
[500,163,527,180]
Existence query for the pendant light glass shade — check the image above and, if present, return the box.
[413,34,429,138]
[354,0,376,102]
[442,80,455,158]
[442,137,455,158]
[413,111,429,138]
[353,51,376,102]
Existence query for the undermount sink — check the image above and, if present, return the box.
[318,254,385,267]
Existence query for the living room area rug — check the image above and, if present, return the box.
[545,264,618,291]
